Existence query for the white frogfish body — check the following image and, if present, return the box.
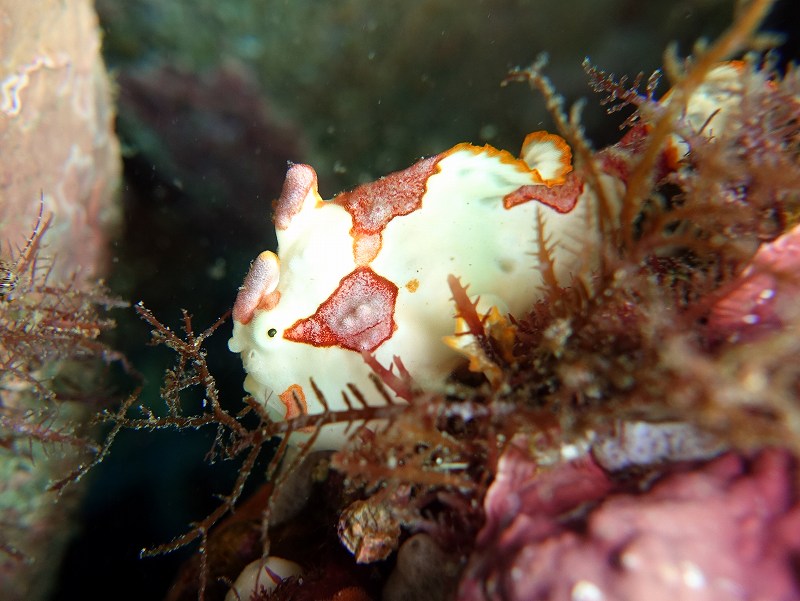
[229,131,610,448]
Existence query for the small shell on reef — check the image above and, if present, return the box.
[224,556,303,601]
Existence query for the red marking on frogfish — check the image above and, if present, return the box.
[503,171,584,212]
[232,251,281,324]
[279,384,308,420]
[284,267,398,352]
[274,163,318,231]
[333,154,441,264]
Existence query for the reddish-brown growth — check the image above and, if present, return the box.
[0,204,129,564]
[1,204,127,432]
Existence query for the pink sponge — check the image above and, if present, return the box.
[460,447,800,601]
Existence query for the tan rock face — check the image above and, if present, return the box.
[0,0,120,281]
[0,2,120,600]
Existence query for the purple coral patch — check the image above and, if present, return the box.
[460,446,800,601]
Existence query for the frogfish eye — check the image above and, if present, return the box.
[267,328,277,338]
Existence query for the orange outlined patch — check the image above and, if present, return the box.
[334,154,441,264]
[279,384,307,420]
[445,142,530,174]
[445,132,573,187]
[520,131,573,184]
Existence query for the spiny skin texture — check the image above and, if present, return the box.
[229,132,610,447]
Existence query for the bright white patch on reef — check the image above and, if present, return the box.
[571,580,605,601]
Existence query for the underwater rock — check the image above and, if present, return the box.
[383,534,460,601]
[0,1,120,600]
[0,0,120,281]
